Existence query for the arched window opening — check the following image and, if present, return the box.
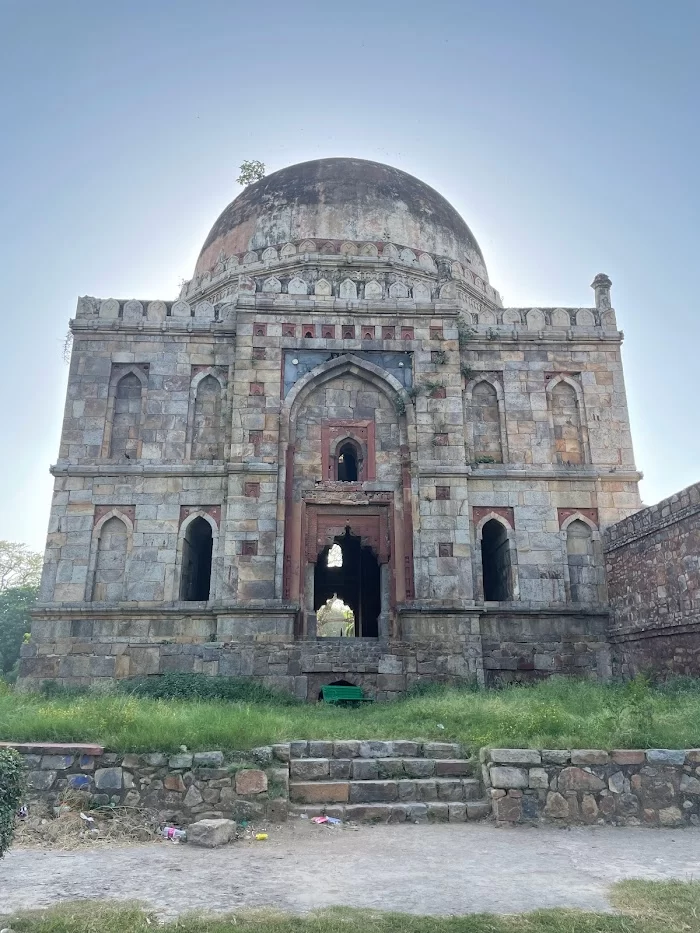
[110,373,142,457]
[566,520,597,604]
[192,375,222,460]
[481,519,511,601]
[91,517,128,601]
[551,381,584,465]
[472,381,503,463]
[337,442,359,482]
[314,529,380,637]
[327,543,343,568]
[180,517,213,601]
[317,596,355,637]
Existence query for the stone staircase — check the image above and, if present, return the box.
[288,739,490,823]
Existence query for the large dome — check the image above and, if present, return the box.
[195,158,488,280]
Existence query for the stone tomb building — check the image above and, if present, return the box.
[21,158,643,696]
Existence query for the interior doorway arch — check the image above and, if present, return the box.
[314,528,380,637]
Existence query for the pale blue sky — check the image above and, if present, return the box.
[1,0,698,552]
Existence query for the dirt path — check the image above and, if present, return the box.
[2,822,699,918]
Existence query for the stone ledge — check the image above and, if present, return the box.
[0,741,104,756]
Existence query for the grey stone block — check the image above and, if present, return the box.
[333,741,361,759]
[308,741,334,758]
[168,754,193,770]
[27,770,57,791]
[403,758,436,778]
[646,749,686,766]
[348,780,398,803]
[40,755,74,770]
[352,759,379,780]
[423,742,461,759]
[490,767,529,789]
[359,741,393,758]
[290,759,330,781]
[490,749,542,765]
[94,767,123,791]
[187,818,236,848]
[194,751,225,768]
[329,759,352,780]
[407,803,428,823]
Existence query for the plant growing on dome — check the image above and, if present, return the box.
[237,160,266,186]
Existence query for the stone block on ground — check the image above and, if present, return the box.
[187,818,236,848]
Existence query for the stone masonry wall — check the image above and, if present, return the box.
[3,741,290,826]
[604,481,700,676]
[483,747,700,827]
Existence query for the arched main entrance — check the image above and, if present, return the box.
[314,529,381,637]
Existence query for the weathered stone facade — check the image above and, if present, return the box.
[605,482,700,676]
[20,158,642,695]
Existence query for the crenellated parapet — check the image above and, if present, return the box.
[179,237,502,311]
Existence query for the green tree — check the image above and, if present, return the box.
[237,160,266,186]
[0,540,42,590]
[0,585,38,674]
[0,747,24,858]
[0,542,41,677]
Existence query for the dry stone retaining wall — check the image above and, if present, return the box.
[1,742,289,826]
[482,747,700,827]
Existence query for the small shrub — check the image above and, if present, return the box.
[474,455,496,464]
[432,349,447,365]
[460,364,475,381]
[40,680,90,698]
[0,747,24,858]
[406,385,421,401]
[117,672,301,705]
[456,318,476,347]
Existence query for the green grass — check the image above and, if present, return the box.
[2,677,700,753]
[1,881,699,933]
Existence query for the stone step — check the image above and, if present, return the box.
[290,800,491,823]
[290,740,463,760]
[289,777,482,805]
[289,758,476,781]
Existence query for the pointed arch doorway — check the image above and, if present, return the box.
[301,503,392,641]
[314,529,381,637]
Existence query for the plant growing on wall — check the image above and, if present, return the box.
[432,349,447,366]
[456,318,476,348]
[422,380,445,398]
[460,364,475,381]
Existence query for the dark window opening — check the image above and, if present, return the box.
[314,529,380,637]
[180,517,213,601]
[337,442,359,482]
[481,519,511,601]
